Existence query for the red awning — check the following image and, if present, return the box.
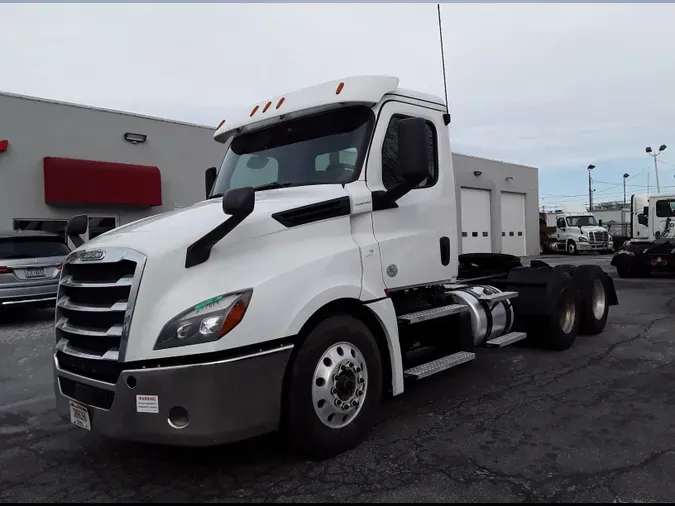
[43,157,162,207]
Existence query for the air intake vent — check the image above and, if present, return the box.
[272,197,351,228]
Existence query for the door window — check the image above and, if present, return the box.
[381,115,438,190]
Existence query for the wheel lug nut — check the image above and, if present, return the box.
[348,362,354,368]
[356,367,361,373]
[342,404,349,411]
[335,399,341,406]
[357,389,363,396]
[359,378,365,384]
[331,387,337,395]
[352,400,359,407]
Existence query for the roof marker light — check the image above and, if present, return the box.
[217,119,226,130]
[250,105,259,117]
[336,82,345,95]
[276,97,285,109]
[263,101,272,113]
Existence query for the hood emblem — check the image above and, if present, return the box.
[33,258,39,264]
[79,250,106,262]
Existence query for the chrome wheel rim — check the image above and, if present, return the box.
[559,289,576,334]
[312,342,368,429]
[591,278,606,320]
[568,243,575,254]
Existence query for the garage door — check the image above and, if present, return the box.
[460,188,492,253]
[501,192,526,256]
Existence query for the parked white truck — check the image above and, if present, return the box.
[545,203,614,255]
[611,192,675,277]
[53,76,618,458]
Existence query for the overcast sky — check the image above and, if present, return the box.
[2,2,675,208]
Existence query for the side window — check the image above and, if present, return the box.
[655,200,675,218]
[229,154,279,189]
[557,218,566,228]
[381,115,438,190]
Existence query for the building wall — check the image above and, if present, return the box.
[452,153,540,256]
[0,92,225,231]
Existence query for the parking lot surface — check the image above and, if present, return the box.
[2,255,675,502]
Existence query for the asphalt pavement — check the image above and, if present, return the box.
[2,255,675,502]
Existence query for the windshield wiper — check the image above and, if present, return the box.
[253,182,294,192]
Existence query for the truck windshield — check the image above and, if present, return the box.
[655,199,675,217]
[210,106,374,196]
[566,216,598,227]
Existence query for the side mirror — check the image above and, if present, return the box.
[223,187,255,216]
[397,117,430,184]
[598,219,603,227]
[66,214,88,248]
[205,167,217,199]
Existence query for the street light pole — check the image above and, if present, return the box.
[645,144,667,194]
[623,173,629,207]
[587,164,595,211]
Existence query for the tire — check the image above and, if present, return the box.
[524,272,580,351]
[574,265,610,335]
[567,240,578,255]
[284,314,382,459]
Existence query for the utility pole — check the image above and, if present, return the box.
[587,164,595,211]
[645,144,667,194]
[623,173,629,207]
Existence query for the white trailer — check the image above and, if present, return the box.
[52,76,618,458]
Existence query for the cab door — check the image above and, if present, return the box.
[366,100,457,290]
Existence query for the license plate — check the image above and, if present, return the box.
[69,401,91,431]
[25,268,45,278]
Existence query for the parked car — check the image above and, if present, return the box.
[0,230,70,309]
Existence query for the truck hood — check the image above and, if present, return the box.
[83,185,350,256]
[578,226,608,235]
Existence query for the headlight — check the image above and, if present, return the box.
[154,289,253,350]
[579,237,588,242]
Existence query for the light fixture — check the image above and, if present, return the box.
[473,171,482,177]
[124,132,147,144]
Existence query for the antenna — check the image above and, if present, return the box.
[437,4,451,126]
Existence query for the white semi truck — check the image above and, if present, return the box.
[53,76,618,458]
[611,192,675,277]
[544,203,614,255]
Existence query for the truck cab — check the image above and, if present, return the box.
[612,192,675,276]
[547,203,613,255]
[52,76,617,458]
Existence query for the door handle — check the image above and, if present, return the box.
[440,236,450,266]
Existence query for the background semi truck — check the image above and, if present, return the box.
[540,203,614,255]
[53,76,618,458]
[611,192,675,277]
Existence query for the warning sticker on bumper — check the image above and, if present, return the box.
[136,394,159,414]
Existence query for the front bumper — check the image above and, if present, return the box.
[577,242,613,251]
[54,345,294,446]
[0,281,59,306]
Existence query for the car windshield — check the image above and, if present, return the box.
[0,237,70,260]
[566,216,598,227]
[209,106,374,196]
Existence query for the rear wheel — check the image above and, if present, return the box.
[284,314,382,459]
[574,265,609,335]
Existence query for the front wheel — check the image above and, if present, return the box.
[284,314,382,459]
[567,240,578,255]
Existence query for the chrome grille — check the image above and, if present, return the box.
[589,231,609,243]
[55,248,146,374]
